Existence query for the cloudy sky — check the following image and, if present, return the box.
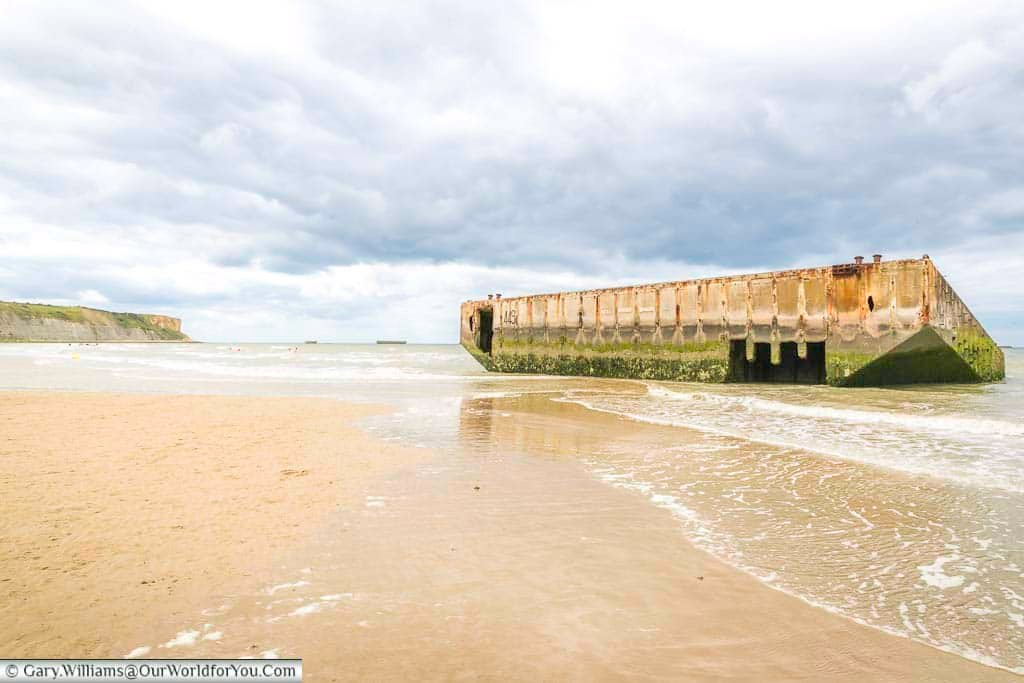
[2,0,1022,343]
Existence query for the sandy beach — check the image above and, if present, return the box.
[1,386,1018,680]
[0,391,425,659]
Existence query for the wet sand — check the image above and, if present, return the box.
[0,391,1018,680]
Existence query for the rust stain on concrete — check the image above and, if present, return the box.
[460,256,1004,386]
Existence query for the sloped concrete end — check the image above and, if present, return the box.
[833,326,1004,387]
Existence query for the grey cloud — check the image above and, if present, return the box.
[1,1,1023,340]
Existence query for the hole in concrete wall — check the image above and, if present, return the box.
[729,341,825,384]
[477,308,493,353]
[867,295,875,312]
[469,316,474,332]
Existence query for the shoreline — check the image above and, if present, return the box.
[0,389,1018,679]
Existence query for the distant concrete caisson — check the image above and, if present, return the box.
[460,256,1004,386]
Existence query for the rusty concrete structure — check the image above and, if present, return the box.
[460,256,1004,386]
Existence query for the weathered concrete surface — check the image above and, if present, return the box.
[0,301,190,342]
[460,257,1004,386]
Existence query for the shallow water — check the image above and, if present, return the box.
[1,342,1021,672]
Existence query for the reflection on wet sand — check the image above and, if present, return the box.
[473,387,1023,672]
[115,389,1017,680]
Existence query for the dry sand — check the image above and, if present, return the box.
[0,391,424,658]
[0,391,1018,681]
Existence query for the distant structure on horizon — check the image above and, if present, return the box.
[460,256,1004,387]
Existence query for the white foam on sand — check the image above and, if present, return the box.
[201,603,232,616]
[646,384,1024,437]
[289,602,323,616]
[162,630,200,648]
[471,391,521,399]
[320,593,352,601]
[560,390,1024,493]
[918,555,965,589]
[125,646,151,658]
[267,580,310,595]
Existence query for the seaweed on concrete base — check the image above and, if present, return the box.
[462,343,498,372]
[468,325,1006,387]
[829,325,1005,387]
[954,325,1005,382]
[488,340,731,382]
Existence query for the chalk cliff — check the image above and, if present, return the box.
[0,301,191,342]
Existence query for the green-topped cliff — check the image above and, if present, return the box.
[0,301,190,342]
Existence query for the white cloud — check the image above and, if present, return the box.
[199,122,253,157]
[0,0,1022,342]
[75,289,110,305]
[903,40,1002,117]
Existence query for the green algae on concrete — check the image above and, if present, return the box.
[476,326,1005,387]
[486,338,730,381]
[462,343,498,372]
[490,351,729,381]
[834,345,979,387]
[825,351,876,387]
[954,325,1005,382]
[830,326,1005,387]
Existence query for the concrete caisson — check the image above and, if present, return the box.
[459,257,1004,386]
